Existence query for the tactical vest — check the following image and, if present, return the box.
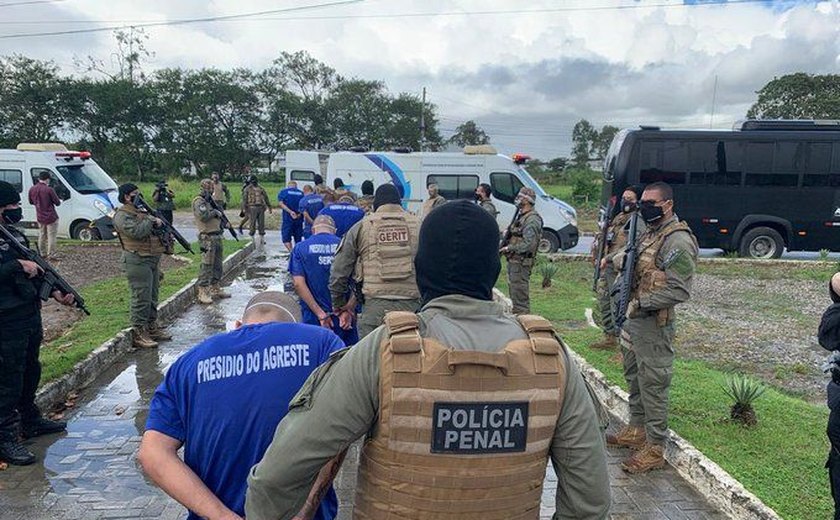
[605,212,632,256]
[212,181,225,202]
[244,185,266,207]
[114,204,167,256]
[192,196,222,234]
[354,312,567,520]
[632,218,697,325]
[421,195,445,218]
[358,205,420,299]
[508,211,543,257]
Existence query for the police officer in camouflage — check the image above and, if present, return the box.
[113,183,172,349]
[590,185,644,350]
[0,181,73,465]
[607,181,698,474]
[500,187,543,315]
[241,175,273,246]
[329,183,420,339]
[475,183,498,219]
[245,200,610,520]
[193,179,230,305]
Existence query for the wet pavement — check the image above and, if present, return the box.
[1,232,726,520]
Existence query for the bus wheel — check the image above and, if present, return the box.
[538,230,560,254]
[739,227,784,259]
[72,220,94,241]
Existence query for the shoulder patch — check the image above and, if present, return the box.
[663,248,694,277]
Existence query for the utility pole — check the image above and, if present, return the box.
[709,75,718,129]
[420,87,426,152]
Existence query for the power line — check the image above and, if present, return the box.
[0,0,363,39]
[0,0,779,31]
[0,0,66,7]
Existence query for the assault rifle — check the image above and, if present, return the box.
[134,194,195,254]
[613,207,640,331]
[500,207,521,255]
[592,200,615,291]
[0,223,90,315]
[202,193,239,241]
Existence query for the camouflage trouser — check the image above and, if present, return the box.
[122,252,161,328]
[595,265,618,336]
[198,233,223,287]
[507,258,533,315]
[620,314,676,445]
[248,206,266,236]
[358,297,421,340]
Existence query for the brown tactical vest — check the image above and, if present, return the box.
[358,205,420,299]
[508,211,543,256]
[244,185,266,207]
[114,204,166,256]
[632,218,697,325]
[192,196,223,234]
[605,211,632,256]
[354,312,567,520]
[212,181,226,202]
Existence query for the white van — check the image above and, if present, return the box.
[0,143,119,241]
[284,147,579,252]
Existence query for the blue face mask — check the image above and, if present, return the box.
[3,207,22,224]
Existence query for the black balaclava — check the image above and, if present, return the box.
[373,184,401,210]
[0,181,20,206]
[118,183,139,204]
[314,174,324,186]
[361,180,374,196]
[415,200,501,304]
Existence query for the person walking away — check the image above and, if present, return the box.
[193,179,230,304]
[329,184,420,339]
[500,187,543,314]
[139,291,345,520]
[0,181,73,466]
[333,178,356,202]
[356,180,375,214]
[27,170,61,258]
[241,176,273,248]
[607,181,698,474]
[299,185,325,240]
[290,215,359,346]
[211,173,230,210]
[112,183,173,349]
[278,181,305,252]
[245,200,611,520]
[152,180,176,224]
[317,194,365,239]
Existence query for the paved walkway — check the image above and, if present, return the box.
[0,236,725,520]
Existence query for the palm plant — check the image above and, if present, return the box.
[538,262,559,288]
[722,374,766,427]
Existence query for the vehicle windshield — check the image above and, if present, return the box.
[56,161,117,194]
[602,129,629,181]
[517,166,548,197]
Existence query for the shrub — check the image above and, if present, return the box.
[722,374,767,427]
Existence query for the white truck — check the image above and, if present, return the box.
[283,146,579,252]
[0,143,120,241]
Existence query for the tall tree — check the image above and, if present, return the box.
[448,120,490,147]
[571,119,596,167]
[592,125,619,161]
[326,79,391,150]
[387,93,443,151]
[747,73,840,119]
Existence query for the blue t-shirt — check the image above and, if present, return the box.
[146,323,344,520]
[299,193,325,236]
[278,188,305,223]
[289,233,341,325]
[318,204,365,238]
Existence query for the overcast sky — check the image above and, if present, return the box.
[1,0,838,159]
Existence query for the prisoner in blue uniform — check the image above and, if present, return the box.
[142,292,344,520]
[278,183,304,248]
[299,190,325,239]
[317,202,365,238]
[290,216,359,346]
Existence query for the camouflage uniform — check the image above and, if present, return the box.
[192,182,225,303]
[593,211,634,337]
[479,198,498,218]
[242,184,271,236]
[356,194,374,215]
[420,194,446,219]
[615,214,697,470]
[505,207,543,315]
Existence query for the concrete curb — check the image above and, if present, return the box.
[491,287,782,520]
[35,241,256,413]
[547,251,837,268]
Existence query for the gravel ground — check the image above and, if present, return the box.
[41,242,188,342]
[678,271,829,403]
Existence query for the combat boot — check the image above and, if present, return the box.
[0,439,36,466]
[197,286,213,305]
[605,425,646,450]
[589,334,618,351]
[147,322,173,341]
[621,443,666,474]
[21,416,67,439]
[132,327,159,349]
[212,284,232,299]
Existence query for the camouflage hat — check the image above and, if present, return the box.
[312,214,336,233]
[200,178,213,192]
[517,187,536,204]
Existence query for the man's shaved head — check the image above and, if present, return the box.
[241,291,301,325]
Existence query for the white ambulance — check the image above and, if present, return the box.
[284,146,579,252]
[0,143,119,241]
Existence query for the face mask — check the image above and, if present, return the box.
[3,207,23,224]
[639,201,664,223]
[621,199,636,213]
[474,192,482,201]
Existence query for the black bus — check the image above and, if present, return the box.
[601,120,840,258]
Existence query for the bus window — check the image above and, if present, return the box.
[745,142,797,187]
[490,172,524,204]
[804,142,840,187]
[639,141,687,185]
[289,170,315,182]
[688,141,716,184]
[427,174,479,200]
[0,169,23,192]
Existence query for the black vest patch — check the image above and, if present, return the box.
[431,401,528,454]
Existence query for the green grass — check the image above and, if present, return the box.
[130,179,285,211]
[543,183,599,234]
[699,260,836,281]
[40,240,247,384]
[499,260,832,519]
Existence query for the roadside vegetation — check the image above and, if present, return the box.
[40,240,247,384]
[129,179,285,211]
[498,260,832,519]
